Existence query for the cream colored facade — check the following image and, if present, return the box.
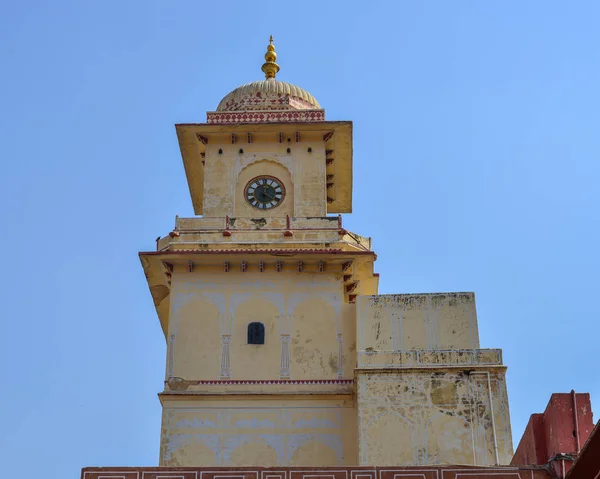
[356,294,512,465]
[140,39,513,467]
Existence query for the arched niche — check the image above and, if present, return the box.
[173,295,222,379]
[290,298,338,379]
[231,295,281,380]
[228,438,279,466]
[291,439,339,466]
[235,159,293,217]
[166,438,218,466]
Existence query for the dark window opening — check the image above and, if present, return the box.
[247,322,265,345]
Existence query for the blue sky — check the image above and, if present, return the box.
[1,1,599,476]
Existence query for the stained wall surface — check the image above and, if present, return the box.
[356,370,513,466]
[203,138,326,218]
[355,293,513,466]
[357,293,480,352]
[168,268,356,382]
[134,61,524,472]
[160,396,357,466]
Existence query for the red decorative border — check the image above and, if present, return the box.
[82,466,553,479]
[207,110,325,124]
[181,379,354,386]
[141,249,376,256]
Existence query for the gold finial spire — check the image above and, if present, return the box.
[261,35,280,79]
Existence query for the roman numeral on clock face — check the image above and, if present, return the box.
[245,176,285,210]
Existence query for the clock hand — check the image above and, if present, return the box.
[264,188,275,200]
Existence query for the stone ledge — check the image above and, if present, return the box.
[357,348,503,368]
[160,378,355,396]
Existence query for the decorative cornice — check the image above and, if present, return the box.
[207,109,325,124]
[172,379,354,386]
[141,249,375,256]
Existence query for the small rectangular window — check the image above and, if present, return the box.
[247,322,265,345]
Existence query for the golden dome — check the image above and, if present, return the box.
[215,36,321,112]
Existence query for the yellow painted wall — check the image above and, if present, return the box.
[357,370,513,466]
[168,268,356,381]
[203,139,326,218]
[161,275,515,467]
[235,159,294,218]
[154,122,515,468]
[355,293,513,466]
[160,396,357,466]
[357,293,480,351]
[151,88,518,469]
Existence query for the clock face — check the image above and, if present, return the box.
[245,176,285,210]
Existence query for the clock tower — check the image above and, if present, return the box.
[140,38,513,467]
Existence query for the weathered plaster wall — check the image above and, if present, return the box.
[292,142,326,217]
[168,269,356,381]
[357,293,480,351]
[160,396,357,466]
[203,138,326,218]
[355,293,513,466]
[356,370,513,466]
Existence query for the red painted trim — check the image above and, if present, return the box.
[177,120,351,127]
[176,227,342,232]
[206,110,326,124]
[81,466,554,477]
[140,249,376,256]
[181,379,354,385]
